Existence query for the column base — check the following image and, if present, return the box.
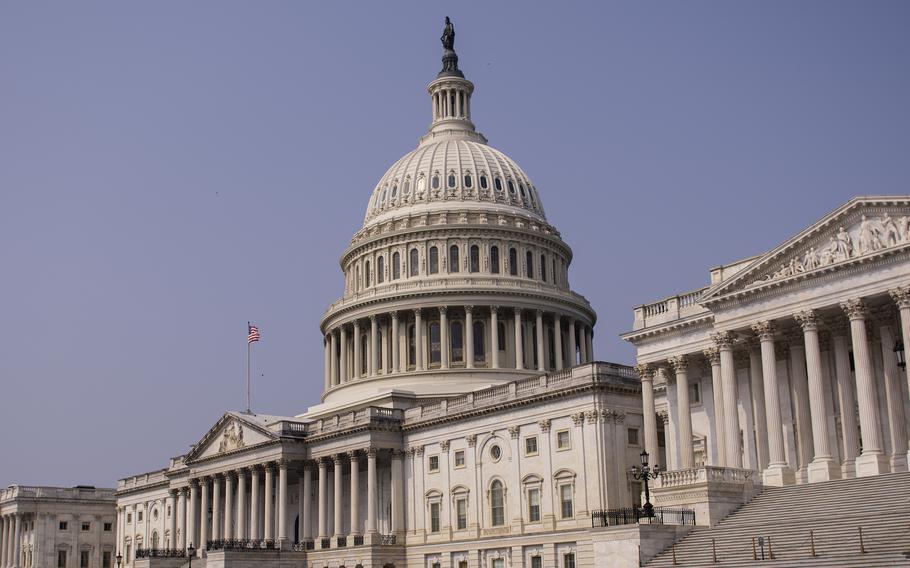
[841,459,856,479]
[762,464,795,487]
[795,466,809,485]
[856,452,889,477]
[890,452,908,473]
[807,457,841,483]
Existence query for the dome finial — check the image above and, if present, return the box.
[439,17,464,78]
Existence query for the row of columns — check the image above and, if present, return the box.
[432,87,469,121]
[324,306,595,389]
[0,514,21,568]
[641,288,910,485]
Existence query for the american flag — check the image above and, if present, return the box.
[248,323,261,344]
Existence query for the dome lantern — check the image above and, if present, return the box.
[426,18,477,138]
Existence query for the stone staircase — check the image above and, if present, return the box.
[646,471,910,567]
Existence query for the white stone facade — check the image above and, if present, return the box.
[0,485,117,568]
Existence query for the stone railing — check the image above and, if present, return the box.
[1,485,116,502]
[305,406,404,437]
[632,286,711,330]
[118,469,170,492]
[654,466,757,489]
[403,362,637,424]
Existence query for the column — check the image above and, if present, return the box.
[199,478,210,549]
[585,327,594,361]
[703,347,726,466]
[12,517,19,568]
[366,447,378,534]
[579,325,588,364]
[553,315,564,371]
[330,332,338,387]
[636,364,659,459]
[832,326,860,478]
[751,321,795,485]
[465,305,475,369]
[264,464,275,541]
[535,310,545,371]
[787,330,813,483]
[890,286,910,465]
[568,318,577,367]
[212,476,222,541]
[391,311,400,373]
[166,489,177,549]
[250,467,261,540]
[669,356,694,469]
[353,320,362,378]
[795,310,840,481]
[391,450,404,534]
[415,308,425,371]
[333,455,344,539]
[370,315,379,376]
[440,307,450,369]
[236,468,247,539]
[278,460,289,545]
[748,342,770,472]
[713,332,742,468]
[224,473,234,540]
[1,516,6,568]
[187,482,198,550]
[301,464,312,541]
[349,453,360,536]
[324,335,331,391]
[317,458,328,540]
[177,488,187,549]
[340,325,349,383]
[490,306,500,369]
[842,299,888,476]
[876,312,908,471]
[514,308,524,370]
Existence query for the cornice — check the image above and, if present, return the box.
[621,313,715,344]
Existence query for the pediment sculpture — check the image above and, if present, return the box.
[750,213,910,287]
[218,420,245,453]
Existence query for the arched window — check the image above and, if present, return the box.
[473,321,485,364]
[376,329,384,373]
[407,324,416,368]
[526,251,534,278]
[429,322,441,365]
[480,175,488,189]
[490,481,505,526]
[490,246,500,274]
[429,246,439,274]
[552,258,557,286]
[392,252,401,280]
[469,245,480,273]
[540,254,547,282]
[377,256,385,284]
[365,260,371,287]
[547,323,556,369]
[449,245,460,273]
[531,324,539,368]
[448,172,457,188]
[509,248,518,276]
[355,266,360,291]
[464,174,473,188]
[409,248,419,277]
[151,531,159,550]
[451,321,464,363]
[431,174,440,189]
[361,335,369,375]
[497,321,507,351]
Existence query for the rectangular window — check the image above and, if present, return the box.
[454,450,465,468]
[81,551,90,568]
[126,545,132,564]
[556,429,571,450]
[564,553,576,568]
[492,559,505,568]
[528,487,541,522]
[59,521,68,531]
[126,513,132,524]
[531,556,543,568]
[560,484,574,519]
[459,561,468,568]
[137,511,143,522]
[57,550,67,568]
[81,522,91,531]
[690,382,701,403]
[103,522,113,532]
[430,502,441,533]
[102,552,112,568]
[432,563,441,568]
[428,455,440,472]
[525,436,538,456]
[456,498,467,530]
[628,427,640,446]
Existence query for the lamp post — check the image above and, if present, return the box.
[895,339,906,369]
[630,449,661,518]
[187,543,195,568]
[115,553,122,568]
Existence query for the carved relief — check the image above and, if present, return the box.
[218,421,245,453]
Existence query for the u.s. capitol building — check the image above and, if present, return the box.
[114,22,647,568]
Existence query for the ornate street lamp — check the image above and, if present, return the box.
[630,450,661,518]
[895,339,906,369]
[115,553,122,568]
[187,543,195,568]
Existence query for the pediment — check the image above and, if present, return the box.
[701,197,910,304]
[185,412,277,463]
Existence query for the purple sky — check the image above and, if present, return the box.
[1,2,908,488]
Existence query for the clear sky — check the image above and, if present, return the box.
[1,1,908,488]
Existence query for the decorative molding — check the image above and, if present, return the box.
[466,434,477,447]
[890,286,910,309]
[711,331,735,350]
[794,309,821,332]
[538,419,551,433]
[668,355,688,373]
[751,321,775,341]
[571,412,585,426]
[508,426,520,439]
[702,347,720,365]
[634,363,654,381]
[841,298,867,321]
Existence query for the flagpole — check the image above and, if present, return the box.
[247,322,252,414]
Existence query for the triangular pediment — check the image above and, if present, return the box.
[701,196,910,304]
[185,412,278,463]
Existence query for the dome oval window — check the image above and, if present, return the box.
[403,179,411,195]
[431,175,440,189]
[480,175,488,190]
[448,173,457,188]
[417,176,427,193]
[519,184,528,203]
[507,180,516,195]
[391,184,398,199]
[494,177,503,192]
[377,256,385,284]
[380,189,387,205]
[464,174,473,188]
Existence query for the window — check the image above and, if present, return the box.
[104,522,112,532]
[498,322,506,352]
[531,556,542,568]
[456,498,468,530]
[540,254,547,282]
[451,320,464,363]
[138,511,143,522]
[520,184,528,203]
[365,260,371,287]
[480,175,488,189]
[509,248,518,276]
[81,522,90,531]
[377,256,385,284]
[81,551,89,568]
[552,258,557,285]
[507,180,516,194]
[57,550,67,568]
[526,251,534,278]
[492,560,505,568]
[560,484,574,518]
[449,245,460,273]
[494,177,503,191]
[454,450,465,468]
[469,245,480,273]
[490,246,500,274]
[490,444,502,461]
[429,246,439,274]
[126,545,131,564]
[628,428,640,446]
[428,455,440,472]
[490,481,505,526]
[525,436,538,456]
[409,248,419,276]
[564,553,576,568]
[126,513,132,524]
[690,382,701,404]
[464,174,473,188]
[103,552,112,568]
[391,184,398,199]
[403,179,411,195]
[528,487,541,522]
[557,430,571,450]
[473,321,485,364]
[448,173,456,188]
[432,174,440,189]
[408,324,416,367]
[392,252,401,280]
[417,176,426,193]
[429,322,441,365]
[430,502,441,533]
[59,521,68,531]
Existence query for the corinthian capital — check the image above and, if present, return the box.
[794,309,820,332]
[668,355,689,374]
[751,321,776,341]
[634,363,654,381]
[841,298,866,321]
[711,331,735,350]
[890,286,910,309]
[702,346,720,365]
